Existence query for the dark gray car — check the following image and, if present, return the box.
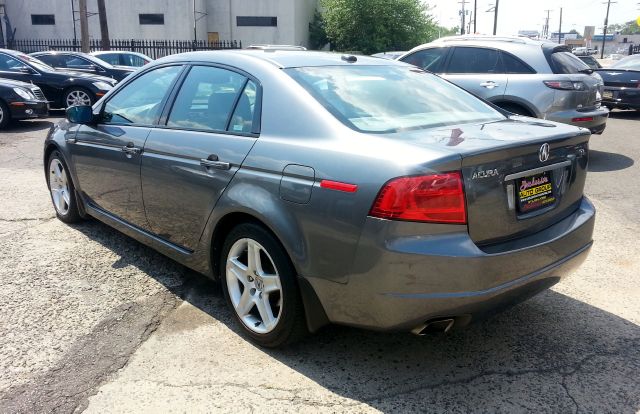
[44,50,595,347]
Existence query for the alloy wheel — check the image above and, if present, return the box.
[49,158,71,215]
[226,238,283,334]
[66,90,92,107]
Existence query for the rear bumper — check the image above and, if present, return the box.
[545,107,609,134]
[9,101,49,119]
[307,197,595,331]
[602,87,640,110]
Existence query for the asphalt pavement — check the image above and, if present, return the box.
[0,111,638,413]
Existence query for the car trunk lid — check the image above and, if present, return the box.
[389,118,590,245]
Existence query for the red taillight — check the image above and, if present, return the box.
[369,172,467,224]
[571,116,594,122]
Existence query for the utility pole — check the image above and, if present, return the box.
[193,0,197,44]
[558,8,563,44]
[493,0,499,35]
[70,0,77,46]
[600,0,616,59]
[78,0,89,53]
[543,9,552,38]
[473,0,477,33]
[97,0,109,50]
[459,0,468,35]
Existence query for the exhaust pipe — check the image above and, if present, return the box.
[412,318,455,336]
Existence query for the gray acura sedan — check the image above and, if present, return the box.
[45,50,595,347]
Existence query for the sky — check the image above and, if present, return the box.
[426,0,639,36]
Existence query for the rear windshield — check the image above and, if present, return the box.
[548,51,591,74]
[611,55,640,70]
[286,65,504,133]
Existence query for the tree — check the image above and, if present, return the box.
[320,0,437,54]
[309,10,329,50]
[568,29,583,39]
[609,20,640,35]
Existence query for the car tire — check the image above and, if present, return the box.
[497,103,533,117]
[47,151,82,223]
[64,87,95,108]
[220,222,307,347]
[0,100,11,129]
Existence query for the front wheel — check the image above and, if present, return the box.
[220,223,307,347]
[64,87,94,108]
[0,100,10,129]
[47,151,82,223]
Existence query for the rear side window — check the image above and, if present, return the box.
[401,48,448,73]
[103,65,182,125]
[501,52,535,74]
[167,65,251,133]
[96,53,120,66]
[548,51,590,74]
[447,47,502,74]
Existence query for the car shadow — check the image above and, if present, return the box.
[608,109,640,120]
[70,219,640,412]
[588,149,635,172]
[4,119,54,133]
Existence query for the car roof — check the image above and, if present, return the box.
[157,50,403,69]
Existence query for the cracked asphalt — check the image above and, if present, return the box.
[0,111,639,413]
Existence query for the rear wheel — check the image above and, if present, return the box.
[497,103,534,117]
[64,87,94,108]
[47,151,82,223]
[220,223,307,347]
[0,100,10,129]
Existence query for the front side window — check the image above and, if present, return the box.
[447,47,502,74]
[103,65,182,125]
[167,66,250,132]
[63,55,96,70]
[287,65,504,133]
[401,48,448,73]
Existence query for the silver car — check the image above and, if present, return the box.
[399,36,609,134]
[46,50,594,347]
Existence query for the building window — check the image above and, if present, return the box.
[236,16,277,27]
[31,14,55,25]
[139,14,164,25]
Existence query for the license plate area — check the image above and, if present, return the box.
[602,90,613,99]
[516,170,556,214]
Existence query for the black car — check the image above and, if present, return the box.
[30,51,135,82]
[596,55,640,110]
[0,77,48,128]
[0,49,116,108]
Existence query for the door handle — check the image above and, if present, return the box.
[480,81,499,89]
[121,143,141,155]
[200,154,231,170]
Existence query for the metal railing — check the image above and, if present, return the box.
[9,38,242,59]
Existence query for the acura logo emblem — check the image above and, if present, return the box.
[539,143,550,163]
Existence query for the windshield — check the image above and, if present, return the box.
[286,65,504,133]
[16,53,55,72]
[611,55,640,70]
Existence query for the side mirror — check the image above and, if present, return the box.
[66,105,94,124]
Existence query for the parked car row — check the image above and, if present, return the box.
[0,49,153,128]
[396,36,609,134]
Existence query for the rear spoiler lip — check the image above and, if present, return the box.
[593,68,640,74]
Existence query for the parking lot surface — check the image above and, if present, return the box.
[0,111,639,413]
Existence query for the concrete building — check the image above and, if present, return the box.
[0,0,317,47]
